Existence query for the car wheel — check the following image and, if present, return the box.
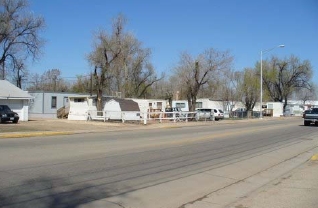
[13,119,18,124]
[215,118,219,121]
[304,121,310,126]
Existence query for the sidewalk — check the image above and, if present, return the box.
[229,155,318,208]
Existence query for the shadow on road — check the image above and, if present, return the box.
[0,176,128,208]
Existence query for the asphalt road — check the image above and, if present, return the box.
[0,118,317,208]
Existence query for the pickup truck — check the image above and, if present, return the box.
[303,108,318,126]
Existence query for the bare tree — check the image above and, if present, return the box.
[219,70,241,112]
[88,15,162,110]
[70,74,91,93]
[149,77,174,104]
[0,0,45,80]
[294,84,316,106]
[262,55,313,113]
[238,68,259,112]
[88,16,125,111]
[173,49,233,111]
[27,69,70,92]
[11,59,28,88]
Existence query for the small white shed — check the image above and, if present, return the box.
[0,80,32,121]
[104,98,140,121]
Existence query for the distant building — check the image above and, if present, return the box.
[28,91,90,119]
[0,80,32,121]
[172,100,189,111]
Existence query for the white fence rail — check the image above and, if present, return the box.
[86,110,214,124]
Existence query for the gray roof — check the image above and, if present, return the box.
[105,98,140,111]
[0,80,33,99]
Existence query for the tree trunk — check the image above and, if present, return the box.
[187,94,197,112]
[96,89,103,115]
[283,98,288,114]
[1,60,4,80]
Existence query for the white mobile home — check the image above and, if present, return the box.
[29,91,90,119]
[0,80,32,121]
[68,95,94,120]
[131,99,168,113]
[266,102,283,117]
[172,100,189,111]
[196,99,224,111]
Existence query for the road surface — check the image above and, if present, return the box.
[0,118,317,208]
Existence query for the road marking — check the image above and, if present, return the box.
[131,122,298,150]
[310,154,318,161]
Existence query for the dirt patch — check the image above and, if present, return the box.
[0,117,300,134]
[0,119,145,133]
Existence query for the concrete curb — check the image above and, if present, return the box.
[0,131,74,139]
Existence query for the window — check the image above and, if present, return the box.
[157,102,162,109]
[176,103,186,108]
[74,98,85,103]
[196,102,203,108]
[51,96,57,109]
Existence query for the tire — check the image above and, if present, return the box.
[215,118,219,121]
[304,121,310,126]
[13,119,18,124]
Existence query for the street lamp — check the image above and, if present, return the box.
[260,44,285,119]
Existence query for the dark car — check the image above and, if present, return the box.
[302,109,311,118]
[0,105,19,123]
[165,107,181,118]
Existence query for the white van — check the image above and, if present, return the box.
[212,109,224,121]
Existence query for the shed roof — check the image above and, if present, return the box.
[106,98,140,111]
[0,80,33,99]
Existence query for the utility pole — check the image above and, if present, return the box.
[90,72,93,96]
[53,75,57,92]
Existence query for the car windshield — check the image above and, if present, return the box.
[197,109,211,112]
[0,105,12,112]
[219,110,224,113]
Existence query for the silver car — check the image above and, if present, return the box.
[195,108,214,120]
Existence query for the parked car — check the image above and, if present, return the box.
[195,108,214,121]
[0,105,19,123]
[213,109,224,121]
[302,109,311,118]
[303,108,318,126]
[165,107,181,118]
